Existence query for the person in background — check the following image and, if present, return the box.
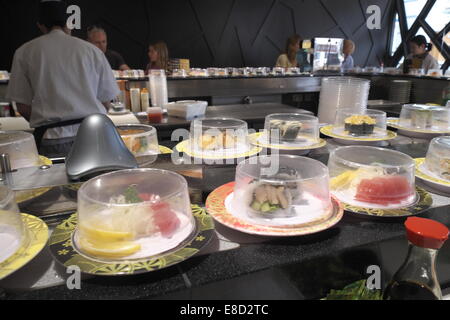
[276,34,301,68]
[145,41,169,74]
[342,40,356,71]
[6,1,120,158]
[402,35,439,74]
[87,26,130,71]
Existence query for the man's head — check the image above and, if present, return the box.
[87,26,108,53]
[37,0,69,34]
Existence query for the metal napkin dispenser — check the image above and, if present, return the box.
[66,114,138,180]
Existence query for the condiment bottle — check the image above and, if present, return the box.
[141,88,150,112]
[384,217,449,300]
[130,88,141,113]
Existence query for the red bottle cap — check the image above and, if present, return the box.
[405,217,449,250]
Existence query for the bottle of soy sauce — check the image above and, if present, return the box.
[384,217,449,300]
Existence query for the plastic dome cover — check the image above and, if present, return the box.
[263,113,320,146]
[232,155,333,228]
[329,146,416,209]
[76,169,196,261]
[0,131,40,171]
[425,136,450,181]
[190,118,250,155]
[399,104,450,131]
[0,186,24,264]
[334,109,387,137]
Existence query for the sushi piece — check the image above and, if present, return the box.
[344,115,376,136]
[269,120,303,142]
[250,184,291,214]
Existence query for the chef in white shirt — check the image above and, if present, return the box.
[6,0,120,158]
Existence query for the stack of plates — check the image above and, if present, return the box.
[318,77,371,124]
[389,80,412,104]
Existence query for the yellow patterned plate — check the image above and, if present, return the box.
[15,156,53,204]
[415,158,450,193]
[206,182,344,237]
[320,125,397,142]
[176,140,262,161]
[337,187,432,218]
[387,119,450,139]
[249,132,327,151]
[0,214,49,280]
[49,206,215,276]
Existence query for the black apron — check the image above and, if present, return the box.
[33,118,85,151]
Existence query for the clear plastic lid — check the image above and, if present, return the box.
[425,136,450,181]
[190,118,250,155]
[333,109,387,137]
[399,104,450,131]
[117,124,159,157]
[76,169,195,261]
[0,131,40,171]
[189,68,209,77]
[329,146,416,208]
[272,67,286,76]
[171,69,187,78]
[286,68,301,75]
[232,155,333,227]
[264,113,320,146]
[0,186,23,264]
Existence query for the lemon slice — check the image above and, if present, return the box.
[79,225,134,242]
[79,238,141,259]
[331,171,358,190]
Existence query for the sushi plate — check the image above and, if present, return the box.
[49,205,215,276]
[387,119,450,139]
[415,158,450,194]
[249,132,327,155]
[206,182,344,237]
[336,187,432,218]
[15,156,53,204]
[175,140,263,162]
[0,214,49,280]
[320,125,397,146]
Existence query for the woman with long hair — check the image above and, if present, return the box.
[276,34,301,68]
[145,41,169,74]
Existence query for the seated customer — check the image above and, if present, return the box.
[145,41,169,74]
[276,35,301,68]
[402,35,439,74]
[87,26,130,71]
[342,40,356,71]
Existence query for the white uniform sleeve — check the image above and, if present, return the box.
[96,53,120,103]
[6,50,33,105]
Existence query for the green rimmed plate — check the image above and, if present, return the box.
[320,125,397,144]
[415,158,450,194]
[249,132,327,153]
[15,156,53,204]
[0,214,49,280]
[176,140,263,161]
[49,205,215,276]
[339,187,432,218]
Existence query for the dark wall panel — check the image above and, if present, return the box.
[0,0,394,70]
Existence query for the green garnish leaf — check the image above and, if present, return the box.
[124,185,142,204]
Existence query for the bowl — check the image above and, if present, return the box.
[329,146,416,209]
[264,113,320,146]
[117,125,159,157]
[76,169,195,260]
[232,155,333,226]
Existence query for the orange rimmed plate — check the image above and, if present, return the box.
[206,182,344,237]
